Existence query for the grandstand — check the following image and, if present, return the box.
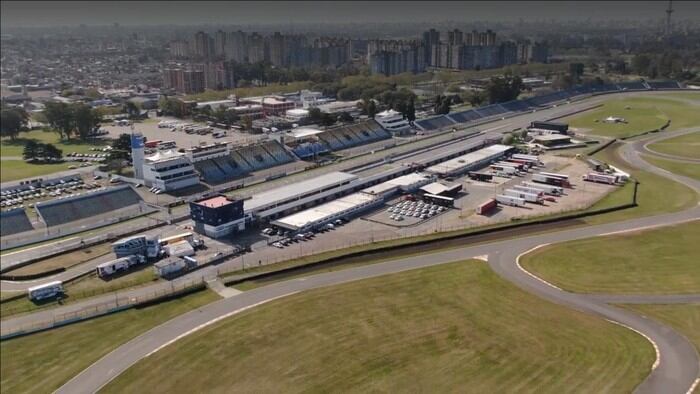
[230,140,295,173]
[195,156,247,184]
[647,80,682,89]
[474,103,508,117]
[448,109,484,123]
[36,185,144,227]
[292,142,330,159]
[414,115,457,132]
[316,120,391,151]
[0,208,34,236]
[500,99,533,112]
[617,81,649,91]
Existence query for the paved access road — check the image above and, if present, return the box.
[56,128,700,394]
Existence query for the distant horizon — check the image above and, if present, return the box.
[2,1,699,29]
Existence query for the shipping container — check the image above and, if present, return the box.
[475,198,497,215]
[496,194,526,207]
[522,181,563,196]
[582,172,618,185]
[27,281,64,301]
[504,189,544,204]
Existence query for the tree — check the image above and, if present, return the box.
[42,143,63,160]
[434,95,451,115]
[109,133,132,161]
[404,98,416,123]
[123,101,140,118]
[0,107,28,140]
[308,107,323,123]
[23,140,38,161]
[501,133,515,145]
[463,90,487,107]
[73,104,101,141]
[367,100,377,119]
[485,76,523,104]
[44,101,74,139]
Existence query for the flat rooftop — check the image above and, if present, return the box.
[245,171,359,212]
[274,192,376,230]
[195,196,233,208]
[289,127,324,139]
[533,134,571,141]
[362,172,433,196]
[426,144,511,175]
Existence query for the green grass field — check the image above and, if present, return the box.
[1,269,159,319]
[646,132,700,160]
[583,142,698,225]
[0,130,109,157]
[642,154,700,180]
[0,289,219,394]
[564,95,700,138]
[521,220,700,294]
[0,160,76,183]
[104,261,653,393]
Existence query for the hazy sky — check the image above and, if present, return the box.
[2,1,699,28]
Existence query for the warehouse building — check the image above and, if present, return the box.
[425,144,512,177]
[272,192,381,232]
[419,182,463,197]
[361,172,435,199]
[244,171,362,220]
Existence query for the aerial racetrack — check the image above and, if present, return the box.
[2,92,699,394]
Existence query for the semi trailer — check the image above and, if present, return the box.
[521,181,563,196]
[490,164,518,175]
[532,173,571,188]
[582,172,618,185]
[496,194,526,207]
[512,154,544,166]
[504,189,544,204]
[475,198,497,215]
[468,172,493,182]
[512,185,546,196]
[27,281,64,301]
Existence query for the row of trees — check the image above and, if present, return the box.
[22,141,62,161]
[43,102,102,141]
[0,106,29,140]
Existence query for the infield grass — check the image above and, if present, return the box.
[521,220,700,294]
[646,132,700,160]
[0,289,220,394]
[103,260,653,393]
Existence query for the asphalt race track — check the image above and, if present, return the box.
[52,128,700,394]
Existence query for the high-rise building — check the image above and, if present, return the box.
[422,29,440,66]
[225,30,248,62]
[192,31,213,59]
[214,30,226,58]
[247,33,266,63]
[268,32,286,67]
[169,40,190,58]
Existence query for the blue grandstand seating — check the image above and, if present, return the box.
[500,100,532,112]
[415,115,457,131]
[647,81,681,89]
[293,142,330,159]
[447,109,483,123]
[617,81,648,91]
[0,208,34,236]
[474,104,507,117]
[36,185,143,227]
[316,120,391,151]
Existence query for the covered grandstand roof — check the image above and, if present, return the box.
[36,185,143,227]
[0,208,34,236]
[245,171,359,213]
[289,127,325,139]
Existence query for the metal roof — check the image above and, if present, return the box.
[245,171,358,212]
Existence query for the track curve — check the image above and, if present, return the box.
[50,129,700,393]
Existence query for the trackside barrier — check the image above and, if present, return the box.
[587,139,618,156]
[221,201,636,288]
[0,279,208,340]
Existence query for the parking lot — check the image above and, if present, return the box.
[102,117,270,150]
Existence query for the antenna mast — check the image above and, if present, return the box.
[665,0,674,36]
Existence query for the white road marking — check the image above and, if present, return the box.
[686,378,700,394]
[605,318,660,371]
[598,217,700,237]
[515,244,562,291]
[473,255,489,262]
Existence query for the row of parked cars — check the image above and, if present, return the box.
[267,218,347,249]
[387,200,445,222]
[1,177,89,208]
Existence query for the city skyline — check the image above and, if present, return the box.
[3,1,700,28]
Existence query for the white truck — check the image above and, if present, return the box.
[27,281,64,301]
[96,255,146,278]
[582,172,618,185]
[512,153,544,166]
[522,181,563,196]
[490,164,518,175]
[532,173,570,188]
[504,189,544,204]
[496,194,526,207]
